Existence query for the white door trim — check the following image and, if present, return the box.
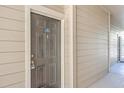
[25,5,64,88]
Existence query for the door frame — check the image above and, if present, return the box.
[25,5,64,88]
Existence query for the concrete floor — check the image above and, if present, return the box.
[89,63,124,88]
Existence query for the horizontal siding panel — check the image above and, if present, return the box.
[77,15,106,26]
[78,61,108,72]
[0,72,24,87]
[77,22,108,32]
[78,70,107,87]
[77,21,107,31]
[0,30,24,41]
[77,38,107,44]
[0,6,24,21]
[77,30,107,40]
[0,52,25,64]
[0,18,24,31]
[78,60,108,73]
[0,5,25,88]
[77,6,107,19]
[3,5,25,11]
[77,36,107,41]
[78,55,107,64]
[0,62,24,75]
[78,43,107,50]
[0,42,24,52]
[77,24,107,35]
[43,5,64,13]
[77,50,107,57]
[77,10,106,22]
[78,68,108,83]
[6,82,25,88]
[78,54,107,63]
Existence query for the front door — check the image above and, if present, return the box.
[31,12,61,88]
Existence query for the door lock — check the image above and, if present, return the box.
[31,60,35,69]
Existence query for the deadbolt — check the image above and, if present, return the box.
[31,54,35,58]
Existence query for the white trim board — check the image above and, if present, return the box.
[25,5,64,88]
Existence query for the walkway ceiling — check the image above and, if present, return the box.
[105,5,124,30]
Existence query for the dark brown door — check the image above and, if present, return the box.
[31,12,61,88]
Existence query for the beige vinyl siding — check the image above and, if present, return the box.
[0,6,24,21]
[0,72,25,88]
[0,5,25,88]
[3,5,25,12]
[0,30,24,41]
[6,82,25,88]
[76,6,108,87]
[0,52,24,64]
[0,18,24,31]
[110,25,119,66]
[43,5,64,14]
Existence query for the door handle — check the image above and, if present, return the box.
[31,54,35,58]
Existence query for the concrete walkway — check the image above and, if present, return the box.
[89,63,124,88]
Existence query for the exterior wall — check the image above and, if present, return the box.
[110,25,119,66]
[0,5,64,88]
[0,5,25,88]
[0,5,111,88]
[43,5,64,14]
[76,6,109,87]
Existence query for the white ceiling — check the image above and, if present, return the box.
[105,5,124,29]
